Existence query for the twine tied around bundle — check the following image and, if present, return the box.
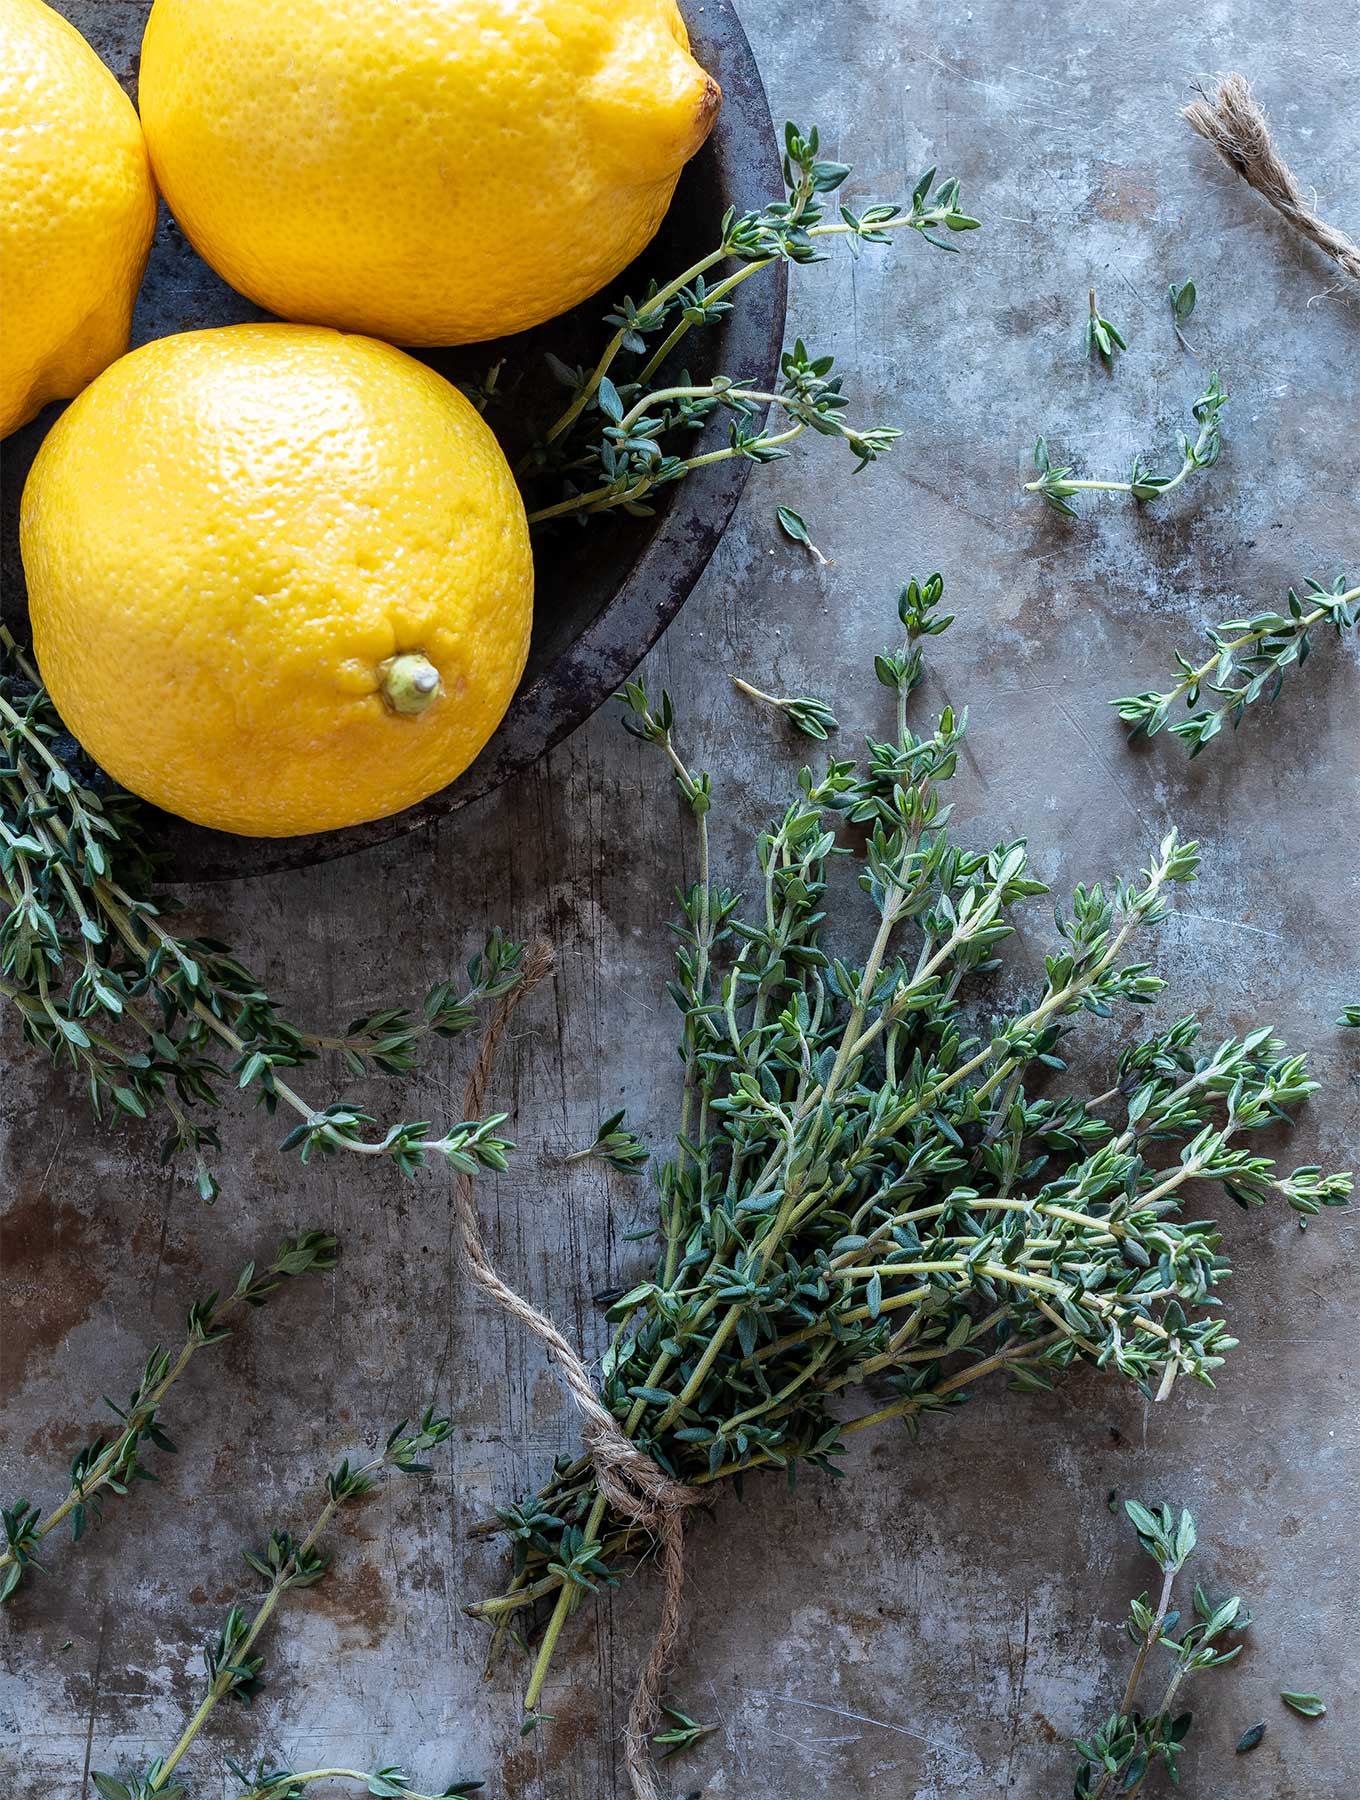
[451,941,705,1800]
[1182,74,1360,283]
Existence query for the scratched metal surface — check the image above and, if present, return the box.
[2,1,1358,1797]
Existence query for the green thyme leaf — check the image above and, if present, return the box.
[1169,278,1197,322]
[776,506,830,564]
[1281,1691,1326,1718]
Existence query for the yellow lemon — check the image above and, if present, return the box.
[137,0,719,347]
[0,0,157,438]
[22,324,534,837]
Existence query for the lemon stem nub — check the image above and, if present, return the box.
[381,653,442,716]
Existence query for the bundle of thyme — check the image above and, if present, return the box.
[91,1410,473,1800]
[0,625,521,1194]
[1,1231,335,1604]
[466,584,1350,1770]
[517,123,979,527]
[1074,1501,1247,1797]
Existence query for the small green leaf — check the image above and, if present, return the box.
[776,506,829,564]
[1169,278,1197,322]
[1281,1690,1326,1718]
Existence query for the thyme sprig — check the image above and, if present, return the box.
[227,1770,481,1800]
[0,1231,335,1604]
[732,678,839,740]
[519,123,978,526]
[1027,374,1226,517]
[525,342,904,526]
[1113,575,1359,754]
[1086,289,1127,365]
[0,626,522,1192]
[568,1110,650,1173]
[1074,1501,1248,1799]
[92,1410,456,1799]
[651,1706,718,1760]
[1168,279,1198,352]
[468,585,1348,1725]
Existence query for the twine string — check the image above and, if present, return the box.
[451,941,703,1800]
[1182,74,1360,282]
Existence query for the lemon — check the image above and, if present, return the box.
[137,0,720,347]
[0,0,158,438]
[21,324,534,838]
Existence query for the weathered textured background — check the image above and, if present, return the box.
[3,1,1358,1796]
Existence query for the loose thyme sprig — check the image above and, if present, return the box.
[225,1769,482,1800]
[519,123,978,525]
[567,1110,650,1173]
[93,1411,456,1798]
[0,628,521,1191]
[651,1706,718,1760]
[732,678,839,740]
[468,581,1348,1731]
[1027,373,1226,517]
[1074,1501,1248,1799]
[307,932,527,1076]
[1,1231,335,1604]
[1113,574,1359,754]
[1086,289,1127,365]
[1168,279,1198,352]
[524,342,904,526]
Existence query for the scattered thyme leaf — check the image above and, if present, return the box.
[1281,1690,1327,1718]
[1236,1721,1266,1753]
[651,1706,719,1759]
[776,505,830,564]
[1169,278,1197,323]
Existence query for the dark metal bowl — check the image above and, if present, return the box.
[0,0,784,882]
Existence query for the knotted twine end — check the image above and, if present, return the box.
[452,938,705,1800]
[1182,74,1360,283]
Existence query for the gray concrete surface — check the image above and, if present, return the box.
[3,1,1359,1797]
